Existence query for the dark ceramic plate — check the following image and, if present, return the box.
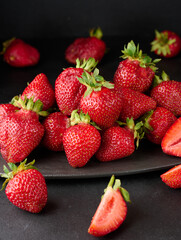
[1,140,181,179]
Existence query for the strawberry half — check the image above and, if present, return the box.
[55,58,98,116]
[65,27,106,64]
[161,117,181,157]
[151,30,181,58]
[113,40,160,92]
[1,159,48,213]
[88,175,130,237]
[161,165,181,188]
[1,38,40,67]
[21,73,55,111]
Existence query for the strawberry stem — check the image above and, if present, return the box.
[76,58,98,72]
[0,37,16,55]
[89,27,103,39]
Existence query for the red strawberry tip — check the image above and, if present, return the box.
[121,40,161,72]
[1,159,37,191]
[0,37,16,55]
[103,175,131,203]
[89,27,103,39]
[75,57,98,72]
[11,95,49,117]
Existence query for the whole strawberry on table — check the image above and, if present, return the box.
[65,27,106,64]
[151,30,181,58]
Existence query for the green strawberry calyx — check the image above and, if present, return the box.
[76,57,98,72]
[152,71,170,88]
[70,109,101,130]
[102,175,131,203]
[1,159,37,191]
[11,95,49,117]
[0,37,16,55]
[77,68,114,97]
[151,30,176,56]
[140,110,154,133]
[89,27,103,39]
[117,117,144,148]
[121,40,161,72]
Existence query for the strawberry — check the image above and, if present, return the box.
[1,159,48,213]
[42,112,70,151]
[88,175,130,237]
[161,117,181,157]
[65,27,106,64]
[78,68,122,129]
[55,58,98,116]
[0,103,19,120]
[21,73,55,111]
[151,30,181,58]
[0,96,47,163]
[160,165,181,188]
[142,107,177,144]
[117,87,156,122]
[113,40,160,92]
[150,71,181,116]
[0,38,40,67]
[95,118,143,162]
[63,110,101,167]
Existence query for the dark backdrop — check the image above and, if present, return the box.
[0,0,181,40]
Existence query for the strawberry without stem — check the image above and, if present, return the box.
[1,38,40,67]
[78,68,122,129]
[161,165,181,188]
[1,159,47,213]
[161,117,181,157]
[55,58,98,116]
[88,175,130,237]
[63,110,101,168]
[65,27,106,64]
[113,40,160,92]
[21,73,55,111]
[151,30,181,58]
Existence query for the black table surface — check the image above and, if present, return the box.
[0,37,181,240]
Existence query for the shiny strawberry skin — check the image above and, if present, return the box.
[88,186,127,237]
[118,87,156,122]
[113,59,155,92]
[5,169,47,213]
[0,109,44,163]
[161,165,181,188]
[161,117,181,157]
[65,37,106,64]
[42,112,70,151]
[0,103,19,119]
[22,73,55,111]
[3,38,40,67]
[80,87,122,129]
[63,123,101,167]
[96,126,135,162]
[55,68,87,115]
[146,107,177,144]
[150,80,181,116]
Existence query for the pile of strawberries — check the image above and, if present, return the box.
[1,29,181,236]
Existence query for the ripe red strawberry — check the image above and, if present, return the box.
[88,175,130,237]
[1,159,48,213]
[21,73,55,111]
[95,118,143,162]
[0,103,19,120]
[55,58,98,116]
[117,87,156,122]
[150,72,181,116]
[113,40,160,92]
[0,38,40,67]
[0,96,47,163]
[65,27,106,64]
[143,107,177,144]
[78,68,122,129]
[63,110,101,167]
[42,112,70,151]
[151,30,181,58]
[161,117,181,157]
[160,165,181,188]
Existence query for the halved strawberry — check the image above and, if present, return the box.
[161,165,181,188]
[161,117,181,157]
[88,175,130,237]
